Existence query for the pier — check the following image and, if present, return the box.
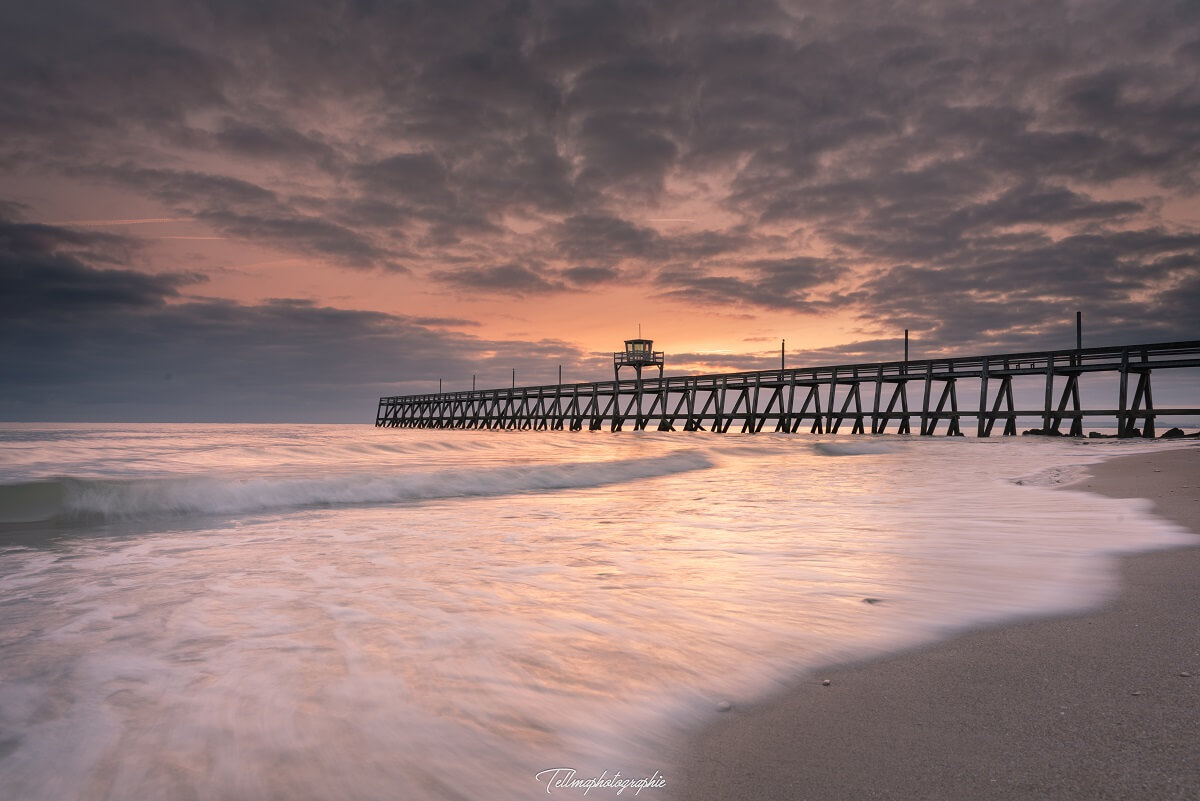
[376,340,1200,436]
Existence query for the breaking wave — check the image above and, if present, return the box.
[0,451,713,524]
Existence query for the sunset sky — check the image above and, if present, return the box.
[3,0,1199,421]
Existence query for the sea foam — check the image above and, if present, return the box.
[0,450,713,524]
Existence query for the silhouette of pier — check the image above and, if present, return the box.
[376,340,1200,437]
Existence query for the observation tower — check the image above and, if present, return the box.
[614,337,664,383]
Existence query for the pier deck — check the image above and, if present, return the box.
[376,340,1200,436]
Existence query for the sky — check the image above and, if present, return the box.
[2,0,1199,422]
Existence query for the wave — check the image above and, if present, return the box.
[0,451,713,524]
[1009,463,1092,487]
[811,440,898,456]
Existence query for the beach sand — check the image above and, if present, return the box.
[676,446,1200,801]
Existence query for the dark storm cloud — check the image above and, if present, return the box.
[937,184,1145,235]
[197,210,396,269]
[0,217,203,317]
[656,257,839,311]
[844,227,1200,352]
[550,216,750,269]
[0,3,229,172]
[213,119,339,168]
[352,153,454,207]
[564,54,688,193]
[0,296,589,421]
[553,214,665,263]
[83,165,402,269]
[93,166,279,211]
[561,265,620,286]
[431,262,566,295]
[0,221,590,420]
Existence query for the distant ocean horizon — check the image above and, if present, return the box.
[1,424,1195,801]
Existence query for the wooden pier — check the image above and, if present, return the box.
[376,340,1200,437]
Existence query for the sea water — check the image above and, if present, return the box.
[0,424,1194,801]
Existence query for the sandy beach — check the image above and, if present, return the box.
[677,445,1200,801]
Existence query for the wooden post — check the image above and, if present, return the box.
[920,363,933,435]
[715,377,727,433]
[977,357,990,437]
[848,375,865,434]
[589,384,602,430]
[946,373,960,436]
[827,367,838,433]
[684,378,696,431]
[1043,352,1055,433]
[784,371,797,433]
[1131,349,1155,438]
[810,377,824,434]
[872,364,884,434]
[1141,368,1155,439]
[750,373,761,433]
[635,367,644,430]
[695,383,717,432]
[1118,348,1129,436]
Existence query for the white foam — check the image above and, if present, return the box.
[1,450,713,523]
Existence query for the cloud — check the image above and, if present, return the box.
[196,210,397,269]
[0,5,229,172]
[843,227,1200,352]
[0,217,204,318]
[431,262,566,295]
[81,164,403,269]
[352,153,454,207]
[92,165,279,211]
[655,256,841,311]
[562,265,620,285]
[553,214,665,263]
[213,118,339,168]
[1,0,1198,420]
[0,215,593,420]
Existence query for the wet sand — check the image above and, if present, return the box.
[676,446,1200,801]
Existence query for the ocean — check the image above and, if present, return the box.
[0,424,1194,801]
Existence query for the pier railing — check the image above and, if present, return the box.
[376,340,1200,436]
[613,350,664,367]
